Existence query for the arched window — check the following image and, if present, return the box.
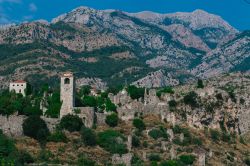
[64,78,70,84]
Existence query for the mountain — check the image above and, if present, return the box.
[0,6,247,89]
[192,31,250,78]
[129,9,238,51]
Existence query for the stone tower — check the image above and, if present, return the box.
[60,72,75,118]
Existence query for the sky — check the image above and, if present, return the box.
[0,0,249,30]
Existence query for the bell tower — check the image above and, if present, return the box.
[60,72,75,118]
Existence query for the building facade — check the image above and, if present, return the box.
[9,80,27,96]
[60,72,75,118]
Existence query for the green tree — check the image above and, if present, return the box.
[59,114,83,132]
[133,118,146,131]
[127,85,145,100]
[45,91,62,118]
[179,155,195,165]
[105,113,119,127]
[22,116,50,142]
[197,79,204,88]
[97,130,127,154]
[81,127,97,146]
[105,99,117,112]
[184,91,199,108]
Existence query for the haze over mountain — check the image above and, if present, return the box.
[0,6,249,89]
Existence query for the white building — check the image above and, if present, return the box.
[9,80,27,96]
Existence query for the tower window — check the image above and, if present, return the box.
[64,78,70,84]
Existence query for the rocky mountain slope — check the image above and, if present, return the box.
[0,6,248,89]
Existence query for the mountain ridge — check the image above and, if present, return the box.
[0,6,248,90]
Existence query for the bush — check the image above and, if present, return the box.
[97,130,127,154]
[160,160,179,166]
[210,129,220,141]
[179,155,195,165]
[127,85,145,100]
[245,158,250,166]
[133,118,146,131]
[105,113,119,127]
[77,155,96,166]
[81,127,96,146]
[0,130,16,158]
[132,135,140,147]
[148,129,168,140]
[148,153,161,161]
[197,79,204,88]
[168,100,177,108]
[222,132,231,142]
[157,87,174,97]
[47,131,68,143]
[183,91,199,108]
[22,116,50,142]
[59,114,83,132]
[16,150,34,165]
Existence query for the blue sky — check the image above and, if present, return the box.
[0,0,249,30]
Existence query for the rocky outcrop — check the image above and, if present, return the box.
[132,70,179,88]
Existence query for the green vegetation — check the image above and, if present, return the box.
[47,131,68,143]
[22,116,50,143]
[45,91,62,118]
[183,91,199,108]
[157,87,174,98]
[127,85,145,100]
[197,79,204,88]
[133,118,146,131]
[59,114,84,132]
[210,129,221,142]
[179,154,195,165]
[97,130,127,154]
[148,153,161,161]
[105,113,119,127]
[148,128,168,140]
[81,127,97,146]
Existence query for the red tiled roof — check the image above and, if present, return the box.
[13,80,26,83]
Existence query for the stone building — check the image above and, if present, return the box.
[60,72,95,128]
[60,72,75,118]
[9,80,27,97]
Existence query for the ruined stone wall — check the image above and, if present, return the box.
[0,115,59,137]
[75,107,95,128]
[96,112,107,125]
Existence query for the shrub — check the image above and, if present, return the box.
[222,132,231,142]
[0,130,16,158]
[47,131,68,143]
[160,160,179,166]
[59,114,83,132]
[22,116,50,142]
[77,155,96,166]
[97,130,127,154]
[81,127,97,146]
[132,135,140,147]
[197,79,204,88]
[133,118,146,131]
[183,91,199,108]
[16,150,34,165]
[127,85,145,100]
[168,100,177,108]
[179,154,195,165]
[83,96,97,107]
[105,113,119,127]
[245,158,250,166]
[148,129,168,140]
[210,129,220,141]
[105,99,117,112]
[157,87,174,98]
[148,153,161,161]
